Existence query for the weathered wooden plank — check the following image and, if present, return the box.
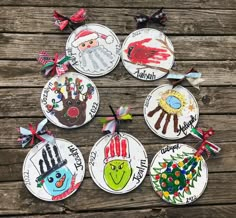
[9,205,236,218]
[0,141,234,182]
[0,173,235,215]
[1,34,236,60]
[0,60,235,87]
[1,115,236,149]
[1,0,235,9]
[0,87,235,117]
[1,8,235,35]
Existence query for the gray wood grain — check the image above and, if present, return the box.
[1,34,236,60]
[0,8,235,34]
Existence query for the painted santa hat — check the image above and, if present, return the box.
[72,29,114,47]
[104,135,130,163]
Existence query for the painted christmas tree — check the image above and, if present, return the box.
[151,152,202,204]
[151,128,221,204]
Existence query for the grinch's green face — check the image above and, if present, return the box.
[104,159,132,191]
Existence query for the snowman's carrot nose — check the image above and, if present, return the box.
[56,175,66,188]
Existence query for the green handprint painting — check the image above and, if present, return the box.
[103,135,133,191]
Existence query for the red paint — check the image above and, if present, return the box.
[121,139,127,157]
[172,163,177,169]
[110,139,115,157]
[115,135,121,156]
[126,38,171,65]
[67,107,80,118]
[105,146,109,159]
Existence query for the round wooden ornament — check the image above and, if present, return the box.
[66,23,121,77]
[23,138,85,201]
[150,143,208,205]
[143,84,199,140]
[89,132,148,194]
[41,72,99,128]
[121,28,174,81]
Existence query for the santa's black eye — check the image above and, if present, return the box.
[76,100,81,105]
[66,100,72,106]
[82,43,85,47]
[48,177,54,183]
[89,40,93,44]
[111,165,116,170]
[56,173,61,178]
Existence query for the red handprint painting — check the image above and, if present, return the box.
[122,29,174,81]
[124,38,171,65]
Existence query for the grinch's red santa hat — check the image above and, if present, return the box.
[72,29,114,47]
[104,135,130,163]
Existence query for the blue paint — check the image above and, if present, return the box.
[166,96,181,109]
[44,166,73,196]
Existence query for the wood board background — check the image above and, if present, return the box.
[0,0,236,217]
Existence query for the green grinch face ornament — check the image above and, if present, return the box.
[89,132,148,194]
[104,159,132,191]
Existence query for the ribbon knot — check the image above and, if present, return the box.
[17,118,55,148]
[37,51,71,77]
[100,106,132,134]
[191,128,221,158]
[53,9,86,31]
[167,67,205,89]
[135,8,167,29]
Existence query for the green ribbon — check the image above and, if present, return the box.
[41,55,71,70]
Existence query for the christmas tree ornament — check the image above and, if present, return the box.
[37,51,71,77]
[143,84,199,140]
[41,72,99,128]
[89,106,148,194]
[150,128,220,205]
[121,28,174,81]
[135,8,167,29]
[66,23,121,77]
[53,9,86,31]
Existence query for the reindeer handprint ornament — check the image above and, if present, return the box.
[22,138,85,201]
[41,72,99,128]
[144,84,199,140]
[121,28,174,81]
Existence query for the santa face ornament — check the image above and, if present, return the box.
[89,132,148,194]
[22,138,85,201]
[144,84,199,140]
[41,72,99,128]
[66,23,121,77]
[121,28,174,81]
[150,144,208,205]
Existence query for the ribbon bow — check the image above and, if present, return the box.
[135,8,167,29]
[37,51,70,77]
[53,9,86,31]
[17,118,55,148]
[191,128,221,158]
[167,67,204,89]
[100,106,132,134]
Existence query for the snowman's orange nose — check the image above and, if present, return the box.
[67,107,79,118]
[56,175,66,188]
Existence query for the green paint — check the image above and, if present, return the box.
[104,159,132,191]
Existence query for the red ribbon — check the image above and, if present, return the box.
[194,128,215,156]
[28,123,45,145]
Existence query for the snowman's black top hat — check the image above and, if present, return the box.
[36,143,67,182]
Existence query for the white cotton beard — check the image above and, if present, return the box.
[79,45,115,73]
